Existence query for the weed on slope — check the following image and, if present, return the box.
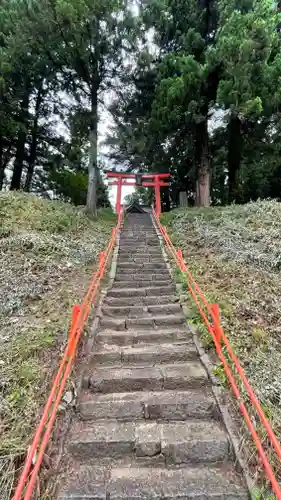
[0,192,115,497]
[162,200,281,494]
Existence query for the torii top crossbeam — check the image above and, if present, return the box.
[106,171,170,215]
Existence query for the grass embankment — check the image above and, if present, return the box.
[161,200,281,497]
[0,192,115,497]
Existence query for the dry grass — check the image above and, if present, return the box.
[162,200,281,498]
[0,192,115,497]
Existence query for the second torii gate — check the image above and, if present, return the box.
[106,171,170,215]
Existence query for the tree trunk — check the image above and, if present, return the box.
[228,113,243,203]
[10,86,30,190]
[179,191,188,207]
[0,143,12,190]
[86,84,98,216]
[219,170,226,205]
[24,83,43,192]
[195,119,210,207]
[161,186,170,212]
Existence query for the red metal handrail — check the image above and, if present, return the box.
[152,207,281,499]
[13,209,124,500]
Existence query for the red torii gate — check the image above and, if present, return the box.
[106,171,170,216]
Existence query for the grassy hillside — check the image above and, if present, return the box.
[162,200,281,492]
[0,193,115,496]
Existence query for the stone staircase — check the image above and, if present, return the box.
[59,213,249,499]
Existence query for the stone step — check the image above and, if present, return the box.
[121,228,156,232]
[90,342,198,365]
[123,224,153,228]
[118,247,162,255]
[118,254,164,260]
[118,255,164,263]
[103,294,179,306]
[114,273,170,282]
[117,262,167,270]
[101,303,182,318]
[119,236,159,242]
[117,256,165,264]
[83,362,208,393]
[107,285,175,297]
[67,420,231,464]
[121,232,157,238]
[120,229,156,232]
[122,227,156,231]
[111,280,173,289]
[119,243,160,248]
[119,242,160,250]
[99,314,185,330]
[58,464,248,500]
[96,328,190,346]
[79,389,217,421]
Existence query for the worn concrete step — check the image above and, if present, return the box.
[119,243,160,250]
[118,247,162,255]
[119,243,160,249]
[120,229,157,233]
[121,221,153,225]
[118,250,162,257]
[79,389,217,421]
[117,262,167,270]
[58,464,249,500]
[118,250,162,256]
[96,328,190,346]
[111,280,173,289]
[103,294,179,307]
[122,229,156,232]
[102,303,182,318]
[99,314,185,331]
[107,285,176,297]
[67,420,230,464]
[120,234,156,241]
[114,273,170,282]
[90,342,198,365]
[118,251,162,258]
[122,223,156,229]
[119,236,159,242]
[83,362,208,393]
[120,240,159,245]
[117,256,165,264]
[115,276,171,285]
[118,253,164,260]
